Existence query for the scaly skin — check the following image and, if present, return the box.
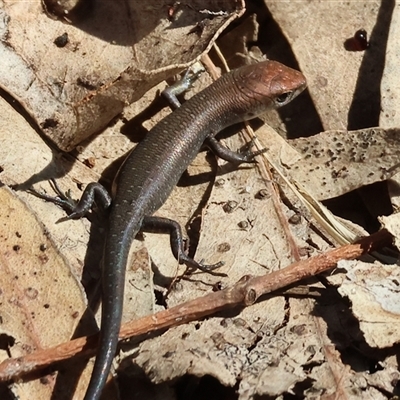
[83,60,307,399]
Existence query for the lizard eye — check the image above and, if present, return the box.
[275,92,293,105]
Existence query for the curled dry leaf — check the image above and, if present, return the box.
[0,0,244,151]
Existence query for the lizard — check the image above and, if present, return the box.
[39,60,307,399]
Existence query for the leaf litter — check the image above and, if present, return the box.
[1,1,400,399]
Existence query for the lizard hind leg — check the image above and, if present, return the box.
[67,182,112,219]
[28,179,112,220]
[141,215,226,277]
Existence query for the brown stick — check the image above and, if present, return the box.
[0,229,392,382]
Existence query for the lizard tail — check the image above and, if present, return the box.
[84,225,138,400]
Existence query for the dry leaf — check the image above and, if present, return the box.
[0,186,87,398]
[380,4,400,129]
[0,0,244,151]
[289,128,400,200]
[334,259,400,348]
[379,213,400,251]
[267,1,381,131]
[1,1,400,399]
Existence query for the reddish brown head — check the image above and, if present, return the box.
[231,60,307,119]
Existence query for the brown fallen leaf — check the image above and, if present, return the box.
[0,186,87,398]
[333,259,400,348]
[0,0,245,151]
[267,0,384,132]
[290,128,400,201]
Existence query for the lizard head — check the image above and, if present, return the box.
[232,60,307,119]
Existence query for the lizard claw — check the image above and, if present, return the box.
[189,259,227,277]
[28,178,78,213]
[239,138,267,163]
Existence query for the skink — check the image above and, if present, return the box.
[67,60,306,399]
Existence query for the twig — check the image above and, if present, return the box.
[0,229,392,382]
[250,133,302,261]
